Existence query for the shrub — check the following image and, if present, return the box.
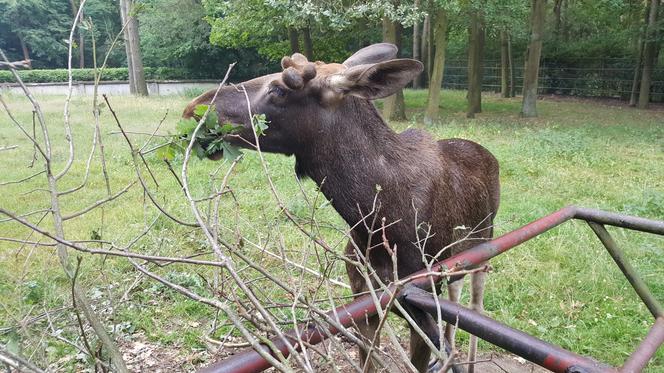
[0,67,200,83]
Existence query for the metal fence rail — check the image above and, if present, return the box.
[200,206,664,373]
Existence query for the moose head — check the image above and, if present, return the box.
[183,43,422,158]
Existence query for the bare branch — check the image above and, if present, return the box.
[61,181,136,220]
[0,170,46,186]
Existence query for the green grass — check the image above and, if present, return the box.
[0,89,663,371]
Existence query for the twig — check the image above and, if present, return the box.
[0,170,46,186]
[102,94,198,227]
[61,181,135,220]
[0,346,45,373]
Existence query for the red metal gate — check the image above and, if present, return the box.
[200,206,664,373]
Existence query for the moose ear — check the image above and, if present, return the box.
[342,43,398,67]
[330,59,423,100]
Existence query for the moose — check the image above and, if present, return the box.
[183,44,500,372]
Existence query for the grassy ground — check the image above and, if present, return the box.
[0,89,663,371]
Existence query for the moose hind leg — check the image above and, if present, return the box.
[410,326,432,373]
[357,314,380,373]
[467,265,487,373]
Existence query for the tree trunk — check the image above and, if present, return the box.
[521,0,546,118]
[638,0,659,109]
[500,30,510,98]
[79,10,85,69]
[288,28,300,54]
[467,10,484,118]
[382,18,407,121]
[553,0,563,36]
[412,0,421,89]
[428,14,434,81]
[121,0,147,96]
[69,0,85,68]
[302,26,313,60]
[119,0,136,94]
[127,0,147,96]
[424,8,448,124]
[421,14,430,86]
[17,34,31,69]
[630,36,645,106]
[508,34,515,97]
[562,0,569,41]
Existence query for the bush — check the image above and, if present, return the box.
[0,67,204,83]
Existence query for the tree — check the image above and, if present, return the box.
[500,30,512,97]
[302,26,314,60]
[412,0,422,88]
[521,0,546,118]
[425,6,448,123]
[69,0,85,68]
[382,17,407,121]
[205,0,317,61]
[0,0,70,68]
[288,28,300,54]
[638,0,660,109]
[466,5,485,118]
[119,0,148,96]
[421,13,431,84]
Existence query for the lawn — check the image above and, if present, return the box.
[0,89,663,371]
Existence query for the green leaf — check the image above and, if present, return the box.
[204,110,219,130]
[23,281,44,305]
[252,114,269,136]
[193,104,209,118]
[206,138,224,153]
[194,143,207,159]
[176,119,197,137]
[156,145,176,161]
[220,122,240,135]
[221,142,242,161]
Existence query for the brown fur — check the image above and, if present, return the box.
[184,44,500,372]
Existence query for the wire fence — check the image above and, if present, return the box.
[442,59,664,102]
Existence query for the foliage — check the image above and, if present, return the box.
[0,0,122,68]
[138,0,274,82]
[155,104,271,162]
[0,0,71,66]
[0,67,208,83]
[203,0,393,61]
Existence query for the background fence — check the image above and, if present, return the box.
[443,58,664,102]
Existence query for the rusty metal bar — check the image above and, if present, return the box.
[401,286,617,373]
[587,222,664,319]
[574,207,664,235]
[200,206,664,373]
[621,317,664,373]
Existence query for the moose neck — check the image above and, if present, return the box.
[294,98,409,227]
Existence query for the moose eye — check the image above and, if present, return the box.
[269,85,286,97]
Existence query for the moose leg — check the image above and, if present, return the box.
[402,299,439,372]
[410,326,432,373]
[444,278,463,351]
[346,239,382,372]
[467,265,487,373]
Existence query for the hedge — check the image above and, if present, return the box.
[0,67,207,83]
